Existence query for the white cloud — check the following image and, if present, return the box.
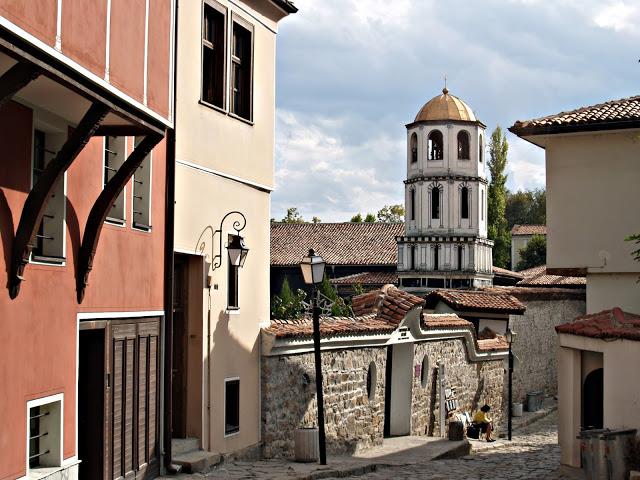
[505,136,546,192]
[593,2,640,35]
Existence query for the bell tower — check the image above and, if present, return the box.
[397,88,494,292]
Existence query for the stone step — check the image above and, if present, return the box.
[173,449,221,473]
[172,438,199,456]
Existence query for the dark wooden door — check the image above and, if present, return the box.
[109,319,160,480]
[172,255,188,438]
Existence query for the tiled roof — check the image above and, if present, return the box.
[424,289,526,314]
[556,308,640,341]
[510,95,640,136]
[331,271,398,286]
[492,266,524,280]
[267,314,396,339]
[477,337,509,351]
[270,0,298,13]
[517,265,586,287]
[511,224,547,236]
[270,223,404,266]
[352,284,424,325]
[421,313,473,329]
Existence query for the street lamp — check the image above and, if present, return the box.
[227,233,249,268]
[300,249,327,465]
[506,328,517,441]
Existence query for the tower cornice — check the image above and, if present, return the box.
[404,175,488,186]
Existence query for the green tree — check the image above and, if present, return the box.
[487,126,511,268]
[281,207,306,224]
[625,233,640,282]
[351,213,363,223]
[377,204,404,223]
[364,213,376,223]
[505,189,546,229]
[318,275,352,316]
[271,277,307,319]
[516,234,547,270]
[312,216,321,224]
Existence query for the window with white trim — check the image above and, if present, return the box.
[225,378,240,435]
[31,127,66,263]
[230,17,253,121]
[103,136,126,224]
[202,0,226,108]
[132,137,152,231]
[27,396,62,474]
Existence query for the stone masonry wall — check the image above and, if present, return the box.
[261,347,387,459]
[411,339,506,436]
[509,298,586,404]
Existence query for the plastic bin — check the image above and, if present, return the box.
[512,402,523,417]
[602,428,637,480]
[526,391,544,412]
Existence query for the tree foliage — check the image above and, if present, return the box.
[319,275,352,317]
[280,207,306,224]
[270,278,307,319]
[505,189,546,230]
[626,233,640,282]
[351,213,363,223]
[487,126,511,268]
[364,213,376,223]
[377,204,404,223]
[516,234,547,270]
[312,216,321,224]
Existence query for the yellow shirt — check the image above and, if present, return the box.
[473,411,491,424]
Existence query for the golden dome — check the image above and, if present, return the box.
[414,88,477,123]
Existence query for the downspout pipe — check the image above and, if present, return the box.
[163,0,179,473]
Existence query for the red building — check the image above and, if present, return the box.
[0,2,173,479]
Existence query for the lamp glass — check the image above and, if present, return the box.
[227,234,249,267]
[506,329,516,344]
[300,249,325,285]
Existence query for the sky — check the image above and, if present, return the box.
[272,0,639,222]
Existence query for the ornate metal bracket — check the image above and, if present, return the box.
[195,211,247,272]
[9,102,109,299]
[0,61,42,109]
[76,132,163,303]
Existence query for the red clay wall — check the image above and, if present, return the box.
[0,0,172,119]
[0,100,166,479]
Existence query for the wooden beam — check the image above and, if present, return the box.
[94,124,153,137]
[9,103,109,299]
[0,61,41,109]
[76,132,164,303]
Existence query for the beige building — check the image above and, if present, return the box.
[171,0,296,467]
[510,224,546,270]
[510,95,640,468]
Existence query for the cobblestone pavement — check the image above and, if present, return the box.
[332,411,584,480]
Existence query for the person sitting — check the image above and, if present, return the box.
[472,404,495,442]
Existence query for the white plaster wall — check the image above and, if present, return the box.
[586,273,640,314]
[511,235,531,270]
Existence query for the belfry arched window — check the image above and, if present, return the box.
[410,132,418,163]
[428,130,443,160]
[431,187,440,219]
[479,135,484,163]
[461,187,469,219]
[410,189,416,221]
[457,130,470,159]
[433,246,439,271]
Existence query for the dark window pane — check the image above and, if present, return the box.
[431,188,440,219]
[225,380,240,435]
[228,264,239,308]
[202,5,225,108]
[231,22,252,120]
[461,187,469,219]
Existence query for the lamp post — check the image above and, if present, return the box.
[300,249,327,465]
[506,328,517,441]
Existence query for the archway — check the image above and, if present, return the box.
[582,368,603,430]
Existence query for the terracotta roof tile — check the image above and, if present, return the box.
[267,314,396,339]
[517,265,586,288]
[424,289,526,314]
[556,308,640,341]
[353,284,424,325]
[511,224,547,236]
[270,222,404,266]
[492,266,524,279]
[331,271,398,286]
[510,95,640,136]
[421,313,473,329]
[477,337,509,351]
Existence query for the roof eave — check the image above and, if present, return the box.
[509,119,640,139]
[269,0,298,14]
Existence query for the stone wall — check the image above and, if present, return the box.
[262,338,506,459]
[261,347,387,458]
[411,339,506,436]
[508,292,586,404]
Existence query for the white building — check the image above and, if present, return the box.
[397,88,493,293]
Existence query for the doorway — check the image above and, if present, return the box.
[583,368,603,430]
[385,343,414,436]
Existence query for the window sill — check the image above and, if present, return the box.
[224,429,240,438]
[31,255,65,266]
[105,217,126,227]
[132,223,152,233]
[199,99,228,115]
[228,112,254,126]
[225,308,240,315]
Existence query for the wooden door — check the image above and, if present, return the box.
[109,319,160,480]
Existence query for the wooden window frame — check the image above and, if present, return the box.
[201,0,227,111]
[230,14,254,123]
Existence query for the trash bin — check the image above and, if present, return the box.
[448,420,464,441]
[512,402,523,417]
[578,429,610,480]
[294,428,319,462]
[526,391,543,412]
[602,428,637,480]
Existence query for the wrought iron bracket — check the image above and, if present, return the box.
[0,61,42,109]
[195,211,246,272]
[9,102,109,299]
[76,132,163,303]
